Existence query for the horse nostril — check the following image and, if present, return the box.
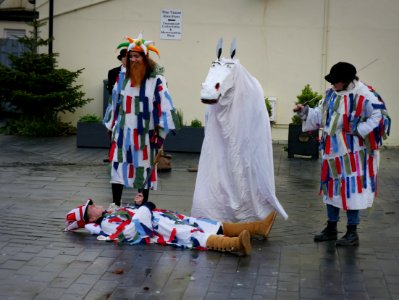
[215,83,220,90]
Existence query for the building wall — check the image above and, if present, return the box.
[34,0,398,145]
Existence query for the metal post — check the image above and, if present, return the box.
[49,0,53,55]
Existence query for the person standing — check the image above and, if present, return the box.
[107,48,128,95]
[103,47,128,163]
[294,62,390,246]
[103,33,178,206]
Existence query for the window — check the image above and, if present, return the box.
[4,29,26,39]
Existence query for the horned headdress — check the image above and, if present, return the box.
[116,33,160,57]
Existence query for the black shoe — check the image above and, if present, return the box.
[314,221,338,242]
[336,225,359,246]
[103,158,110,163]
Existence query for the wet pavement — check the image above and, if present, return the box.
[0,134,398,299]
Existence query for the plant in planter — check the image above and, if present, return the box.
[190,118,202,128]
[288,84,322,159]
[76,114,110,148]
[265,97,275,126]
[163,109,205,153]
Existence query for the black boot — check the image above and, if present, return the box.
[112,183,124,206]
[336,225,359,246]
[314,221,338,242]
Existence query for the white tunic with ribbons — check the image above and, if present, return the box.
[303,81,390,210]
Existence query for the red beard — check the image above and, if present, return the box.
[130,61,146,87]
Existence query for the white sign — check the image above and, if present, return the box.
[160,9,182,40]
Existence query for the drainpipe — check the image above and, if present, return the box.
[321,0,329,92]
[49,0,53,55]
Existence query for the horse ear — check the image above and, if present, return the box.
[216,38,223,59]
[230,38,237,59]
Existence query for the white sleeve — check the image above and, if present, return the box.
[302,105,323,132]
[84,223,101,235]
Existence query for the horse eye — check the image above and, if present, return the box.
[215,83,220,90]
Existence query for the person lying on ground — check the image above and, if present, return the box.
[64,193,277,256]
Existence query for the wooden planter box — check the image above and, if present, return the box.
[164,127,204,153]
[287,123,319,159]
[76,122,110,148]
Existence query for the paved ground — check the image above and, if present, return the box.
[0,134,398,300]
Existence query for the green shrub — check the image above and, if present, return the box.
[265,97,272,117]
[291,84,322,125]
[0,116,74,136]
[190,118,203,128]
[0,20,92,136]
[79,114,102,123]
[176,108,184,127]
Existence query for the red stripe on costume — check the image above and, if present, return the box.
[126,96,132,114]
[335,157,342,175]
[342,132,348,149]
[143,145,148,160]
[321,160,329,181]
[349,153,356,172]
[368,156,375,177]
[128,164,134,178]
[343,115,349,132]
[325,135,331,154]
[134,129,139,150]
[341,178,348,210]
[151,167,157,182]
[109,142,116,161]
[108,221,130,240]
[328,179,334,198]
[168,228,177,242]
[369,131,377,150]
[108,217,124,223]
[343,95,349,132]
[157,103,162,117]
[158,85,163,92]
[359,138,364,146]
[156,233,166,245]
[355,95,364,117]
[356,176,363,193]
[176,213,185,220]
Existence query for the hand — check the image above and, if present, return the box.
[293,104,304,112]
[134,193,144,206]
[293,104,309,121]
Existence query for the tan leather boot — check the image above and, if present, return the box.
[206,230,252,255]
[222,211,277,238]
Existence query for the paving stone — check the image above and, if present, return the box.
[0,135,399,299]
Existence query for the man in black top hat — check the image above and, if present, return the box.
[106,48,127,94]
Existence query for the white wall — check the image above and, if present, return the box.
[35,0,399,145]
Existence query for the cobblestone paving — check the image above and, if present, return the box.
[0,135,398,299]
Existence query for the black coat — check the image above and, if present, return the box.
[107,65,122,95]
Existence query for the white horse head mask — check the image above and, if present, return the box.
[201,38,238,104]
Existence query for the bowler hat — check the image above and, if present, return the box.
[117,49,127,61]
[324,62,357,84]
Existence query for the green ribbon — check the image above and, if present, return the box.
[133,167,145,188]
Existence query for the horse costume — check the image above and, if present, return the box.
[191,38,288,223]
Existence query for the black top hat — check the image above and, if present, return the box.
[324,62,357,84]
[117,49,127,61]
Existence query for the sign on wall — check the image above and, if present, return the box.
[160,9,182,40]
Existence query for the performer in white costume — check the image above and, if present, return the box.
[64,194,280,256]
[191,39,288,223]
[294,62,390,246]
